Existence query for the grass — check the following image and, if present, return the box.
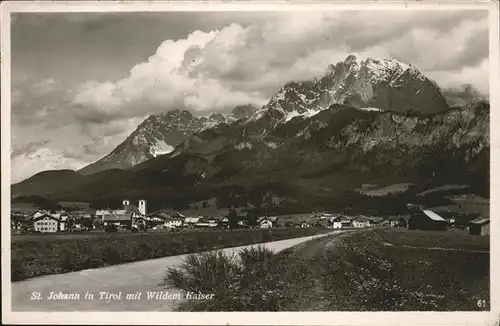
[11,227,328,282]
[164,246,298,311]
[165,228,489,311]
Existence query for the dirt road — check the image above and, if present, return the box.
[11,232,335,311]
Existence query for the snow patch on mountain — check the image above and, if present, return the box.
[265,141,279,149]
[234,142,253,150]
[358,107,384,112]
[151,140,175,157]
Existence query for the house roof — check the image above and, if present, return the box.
[33,214,59,222]
[422,210,447,222]
[95,210,112,215]
[258,216,278,222]
[102,213,131,221]
[32,210,49,218]
[470,218,490,225]
[124,205,143,216]
[150,217,163,221]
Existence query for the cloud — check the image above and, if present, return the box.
[73,10,489,123]
[10,139,51,158]
[11,147,89,184]
[12,77,74,126]
[427,58,489,96]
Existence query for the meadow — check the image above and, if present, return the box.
[11,227,329,281]
[165,228,490,311]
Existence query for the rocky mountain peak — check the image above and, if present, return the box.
[250,55,449,126]
[79,105,259,175]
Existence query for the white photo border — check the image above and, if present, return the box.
[1,1,499,325]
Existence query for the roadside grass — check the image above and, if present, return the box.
[11,227,328,281]
[164,245,315,311]
[166,228,489,311]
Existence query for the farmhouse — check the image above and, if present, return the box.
[340,218,352,228]
[165,217,183,229]
[352,220,370,228]
[333,221,342,229]
[51,212,69,231]
[33,214,60,233]
[102,212,133,228]
[207,218,218,228]
[258,216,278,228]
[391,216,408,228]
[408,210,448,231]
[468,218,490,236]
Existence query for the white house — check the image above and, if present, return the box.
[51,212,69,231]
[33,214,60,233]
[352,220,370,228]
[259,219,273,228]
[333,221,342,229]
[165,218,183,229]
[258,216,277,228]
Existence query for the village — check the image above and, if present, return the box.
[10,198,490,237]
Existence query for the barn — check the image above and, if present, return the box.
[408,210,448,231]
[468,218,490,236]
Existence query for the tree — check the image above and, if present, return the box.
[227,209,239,229]
[246,211,259,227]
[82,218,94,229]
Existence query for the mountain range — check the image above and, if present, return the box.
[79,105,257,175]
[12,55,490,214]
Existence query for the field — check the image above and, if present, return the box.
[11,227,329,282]
[166,227,490,311]
[11,228,244,243]
[356,183,414,196]
[430,194,490,217]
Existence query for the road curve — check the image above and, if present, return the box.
[12,232,335,311]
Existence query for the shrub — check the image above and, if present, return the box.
[165,246,292,311]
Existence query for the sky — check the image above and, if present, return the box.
[11,10,490,183]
